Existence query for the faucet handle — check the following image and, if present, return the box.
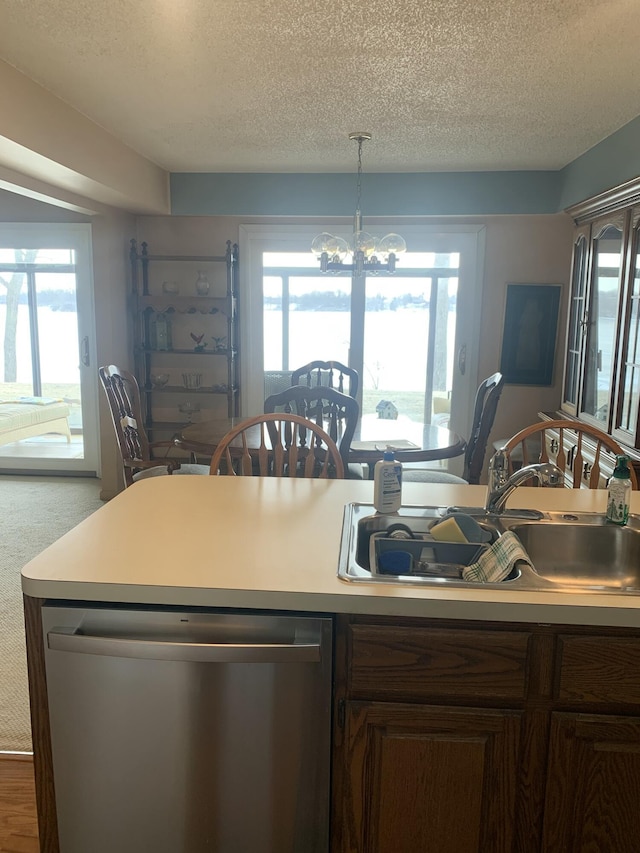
[489,448,508,468]
[488,449,508,492]
[543,462,564,487]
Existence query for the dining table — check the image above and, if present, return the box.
[178,412,466,479]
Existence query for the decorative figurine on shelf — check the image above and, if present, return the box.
[149,310,172,351]
[178,401,200,422]
[182,372,203,390]
[190,332,208,352]
[195,271,210,295]
[212,336,227,352]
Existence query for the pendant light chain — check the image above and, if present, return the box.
[355,136,364,219]
[311,131,406,273]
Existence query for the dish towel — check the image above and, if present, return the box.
[462,531,532,583]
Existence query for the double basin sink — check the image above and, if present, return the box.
[338,503,640,594]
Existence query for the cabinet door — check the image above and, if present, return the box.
[562,224,591,416]
[339,701,521,853]
[613,208,640,448]
[579,214,626,428]
[543,712,640,852]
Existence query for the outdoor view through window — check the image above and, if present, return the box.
[0,247,84,462]
[263,251,459,427]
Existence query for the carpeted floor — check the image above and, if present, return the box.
[0,475,104,752]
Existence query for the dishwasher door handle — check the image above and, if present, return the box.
[47,630,321,663]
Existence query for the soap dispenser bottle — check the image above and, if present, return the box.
[373,446,403,513]
[606,455,632,525]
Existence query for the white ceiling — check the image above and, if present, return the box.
[1,0,640,174]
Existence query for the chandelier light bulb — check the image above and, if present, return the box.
[377,233,407,259]
[330,236,350,261]
[310,232,336,258]
[351,230,377,259]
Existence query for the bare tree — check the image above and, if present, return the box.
[0,249,37,382]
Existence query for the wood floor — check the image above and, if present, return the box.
[0,754,38,853]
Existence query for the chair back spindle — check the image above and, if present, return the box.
[264,384,359,475]
[210,413,345,479]
[99,364,209,487]
[291,360,359,400]
[501,419,638,490]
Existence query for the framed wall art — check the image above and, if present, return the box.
[499,284,561,385]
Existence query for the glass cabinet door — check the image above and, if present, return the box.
[562,224,590,415]
[579,215,625,427]
[614,210,640,445]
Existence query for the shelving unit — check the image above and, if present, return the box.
[130,239,239,440]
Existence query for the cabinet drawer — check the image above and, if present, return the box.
[557,635,640,706]
[347,624,531,702]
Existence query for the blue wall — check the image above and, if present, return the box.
[170,171,561,217]
[558,115,640,209]
[170,118,640,217]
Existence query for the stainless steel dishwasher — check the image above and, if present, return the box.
[42,605,332,853]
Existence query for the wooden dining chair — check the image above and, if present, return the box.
[500,418,638,489]
[209,413,345,478]
[264,383,360,476]
[99,365,209,487]
[291,360,359,400]
[403,371,504,485]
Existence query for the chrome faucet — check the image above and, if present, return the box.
[485,453,564,514]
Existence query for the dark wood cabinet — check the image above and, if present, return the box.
[542,713,640,853]
[333,616,640,853]
[341,701,522,853]
[557,179,640,476]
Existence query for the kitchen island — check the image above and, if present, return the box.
[22,477,640,853]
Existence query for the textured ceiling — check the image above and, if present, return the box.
[1,0,639,173]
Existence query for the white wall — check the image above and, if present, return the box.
[92,212,136,498]
[477,214,574,455]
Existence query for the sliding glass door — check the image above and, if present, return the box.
[0,224,99,474]
[262,251,458,427]
[241,224,485,472]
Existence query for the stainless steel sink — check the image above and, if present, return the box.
[338,503,520,590]
[505,516,640,591]
[338,503,640,594]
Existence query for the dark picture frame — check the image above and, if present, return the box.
[499,284,561,385]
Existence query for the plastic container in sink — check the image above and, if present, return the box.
[369,532,487,578]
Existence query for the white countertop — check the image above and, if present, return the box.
[20,476,640,628]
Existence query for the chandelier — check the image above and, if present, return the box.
[311,132,407,274]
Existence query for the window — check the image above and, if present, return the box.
[0,224,99,473]
[262,251,459,425]
[240,223,485,471]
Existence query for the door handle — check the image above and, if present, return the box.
[80,336,90,367]
[48,629,321,663]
